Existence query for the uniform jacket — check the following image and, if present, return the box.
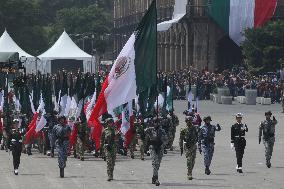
[179,124,198,149]
[198,123,221,146]
[259,118,277,140]
[231,122,248,147]
[10,129,22,151]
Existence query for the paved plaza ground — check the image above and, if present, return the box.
[0,100,284,189]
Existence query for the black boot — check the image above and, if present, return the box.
[51,148,54,158]
[266,160,271,168]
[155,176,160,186]
[152,176,157,184]
[60,168,64,178]
[27,147,32,156]
[205,166,211,175]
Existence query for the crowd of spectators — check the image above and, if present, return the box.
[162,67,283,103]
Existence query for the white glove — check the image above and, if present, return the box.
[230,143,234,150]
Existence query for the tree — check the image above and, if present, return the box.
[242,20,284,74]
[50,4,112,54]
[0,0,49,55]
[0,0,113,56]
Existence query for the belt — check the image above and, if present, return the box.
[234,136,245,138]
[11,139,22,143]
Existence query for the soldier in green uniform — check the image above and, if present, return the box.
[135,116,145,160]
[129,115,145,160]
[75,121,86,161]
[145,117,168,186]
[259,111,278,168]
[100,120,107,161]
[103,117,117,181]
[168,111,179,151]
[129,133,137,159]
[180,116,198,180]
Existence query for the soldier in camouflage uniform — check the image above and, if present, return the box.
[180,116,198,180]
[53,116,71,178]
[75,121,86,161]
[198,116,221,175]
[145,117,168,186]
[100,120,107,161]
[129,116,146,160]
[259,111,278,168]
[160,115,170,154]
[135,116,146,160]
[129,133,137,159]
[103,118,117,181]
[168,111,179,151]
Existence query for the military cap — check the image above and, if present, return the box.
[235,113,243,118]
[265,111,272,116]
[203,116,212,122]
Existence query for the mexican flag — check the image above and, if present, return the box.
[121,102,135,148]
[89,0,157,150]
[208,0,278,45]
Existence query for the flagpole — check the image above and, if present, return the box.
[155,0,159,120]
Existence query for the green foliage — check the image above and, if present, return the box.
[0,0,113,56]
[242,20,284,74]
[50,4,112,54]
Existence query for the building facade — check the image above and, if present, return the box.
[113,0,284,72]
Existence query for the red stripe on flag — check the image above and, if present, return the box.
[91,119,103,150]
[254,0,278,28]
[25,112,39,144]
[89,77,109,150]
[124,115,135,148]
[69,123,78,148]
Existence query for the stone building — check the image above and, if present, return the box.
[113,0,284,72]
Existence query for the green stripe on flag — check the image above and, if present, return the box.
[208,0,230,33]
[134,0,157,94]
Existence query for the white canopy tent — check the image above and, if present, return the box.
[0,29,35,73]
[38,31,95,74]
[157,0,187,31]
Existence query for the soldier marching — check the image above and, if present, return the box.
[259,111,278,168]
[198,116,221,175]
[231,113,248,173]
[179,116,198,180]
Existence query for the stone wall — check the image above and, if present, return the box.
[113,0,284,72]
